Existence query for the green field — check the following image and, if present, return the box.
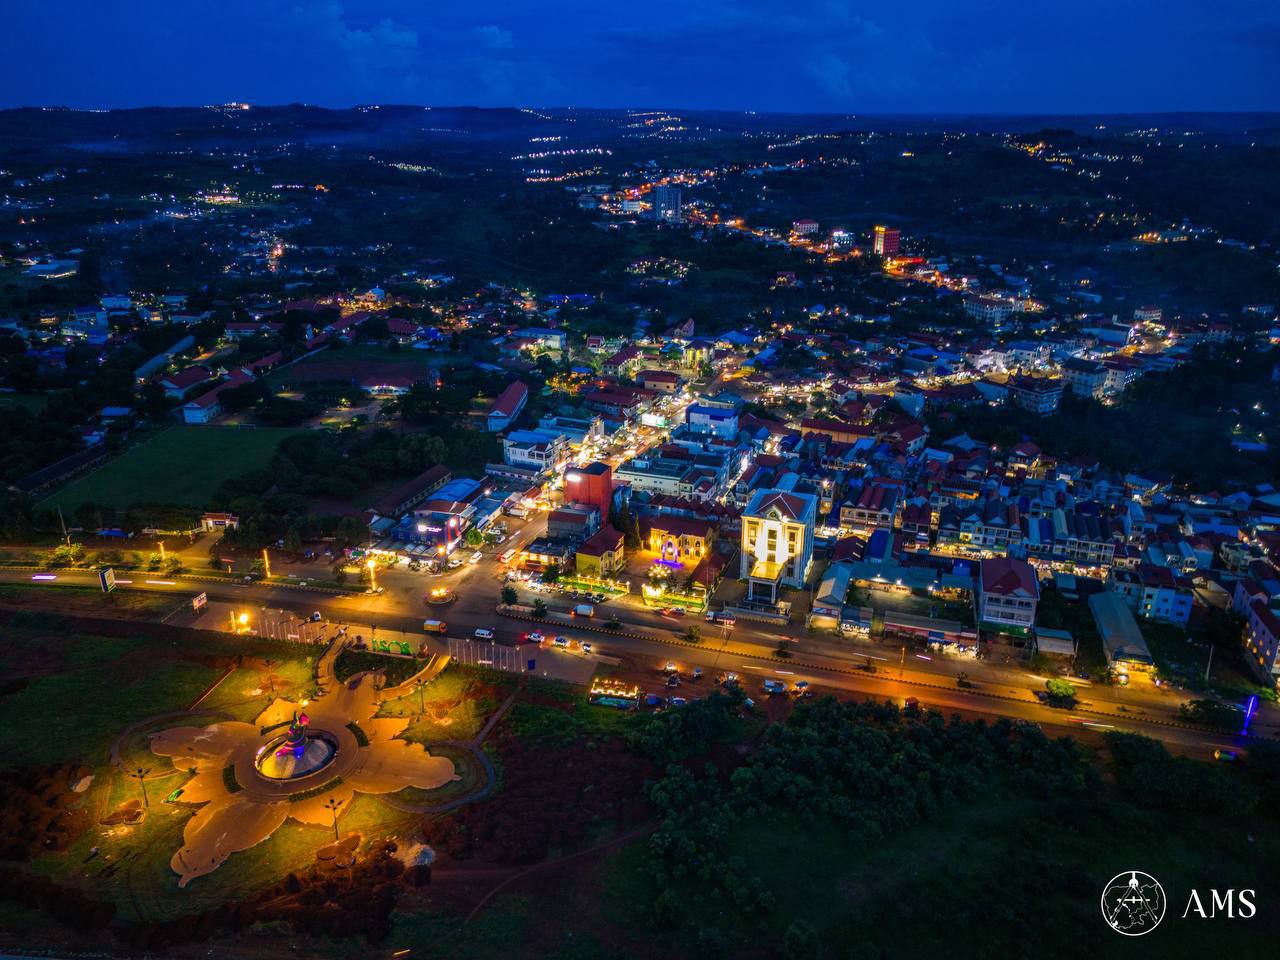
[40,425,303,511]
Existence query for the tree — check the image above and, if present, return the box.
[684,625,702,643]
[543,562,560,583]
[532,598,547,618]
[1045,678,1077,704]
[334,516,368,550]
[464,527,484,547]
[501,586,518,605]
[1179,698,1244,731]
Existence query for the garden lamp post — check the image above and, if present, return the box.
[132,767,151,809]
[323,796,344,842]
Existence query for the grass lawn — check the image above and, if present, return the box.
[0,582,183,619]
[378,663,515,742]
[39,425,303,512]
[197,658,320,723]
[30,787,420,923]
[0,633,221,766]
[334,649,424,687]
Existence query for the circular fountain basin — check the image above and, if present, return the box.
[254,732,339,781]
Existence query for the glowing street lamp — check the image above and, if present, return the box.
[323,795,344,842]
[366,558,378,592]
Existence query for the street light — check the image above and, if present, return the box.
[323,795,344,842]
[131,767,152,809]
[366,558,377,592]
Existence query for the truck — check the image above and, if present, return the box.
[422,619,448,634]
[572,603,595,618]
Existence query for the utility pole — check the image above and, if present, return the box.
[1204,643,1215,683]
[57,507,71,548]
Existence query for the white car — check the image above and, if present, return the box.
[469,551,483,564]
[473,628,495,640]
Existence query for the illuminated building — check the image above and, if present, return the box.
[872,225,900,256]
[564,461,614,516]
[652,185,683,222]
[740,488,817,603]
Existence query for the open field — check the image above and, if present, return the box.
[39,425,303,512]
[266,343,441,391]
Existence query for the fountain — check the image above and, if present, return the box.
[254,711,338,781]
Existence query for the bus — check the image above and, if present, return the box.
[422,619,448,634]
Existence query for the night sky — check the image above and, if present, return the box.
[1,1,1277,113]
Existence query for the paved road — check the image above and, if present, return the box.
[5,564,1274,759]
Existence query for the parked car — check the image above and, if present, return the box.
[469,551,483,564]
[473,628,495,640]
[552,635,570,648]
[580,641,593,654]
[525,631,546,644]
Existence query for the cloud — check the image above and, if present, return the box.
[475,25,514,50]
[295,2,422,81]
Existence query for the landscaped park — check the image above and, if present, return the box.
[1,600,1279,959]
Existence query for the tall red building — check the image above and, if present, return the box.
[873,225,900,257]
[564,461,613,517]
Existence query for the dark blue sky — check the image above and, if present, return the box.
[2,1,1277,113]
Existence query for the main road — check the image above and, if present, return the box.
[4,560,1273,758]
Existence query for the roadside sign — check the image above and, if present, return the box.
[98,568,116,593]
[192,592,208,611]
[527,659,536,672]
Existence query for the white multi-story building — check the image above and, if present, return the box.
[740,488,818,604]
[502,429,568,471]
[977,557,1040,637]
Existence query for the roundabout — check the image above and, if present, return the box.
[147,641,459,887]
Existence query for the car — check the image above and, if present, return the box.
[580,641,593,654]
[670,696,688,707]
[1214,749,1239,763]
[663,661,679,674]
[552,635,570,648]
[310,611,323,622]
[763,679,787,695]
[469,551,483,564]
[692,667,703,680]
[660,607,680,619]
[904,697,922,716]
[716,614,736,627]
[446,558,462,570]
[473,628,495,641]
[525,631,546,644]
[666,675,680,688]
